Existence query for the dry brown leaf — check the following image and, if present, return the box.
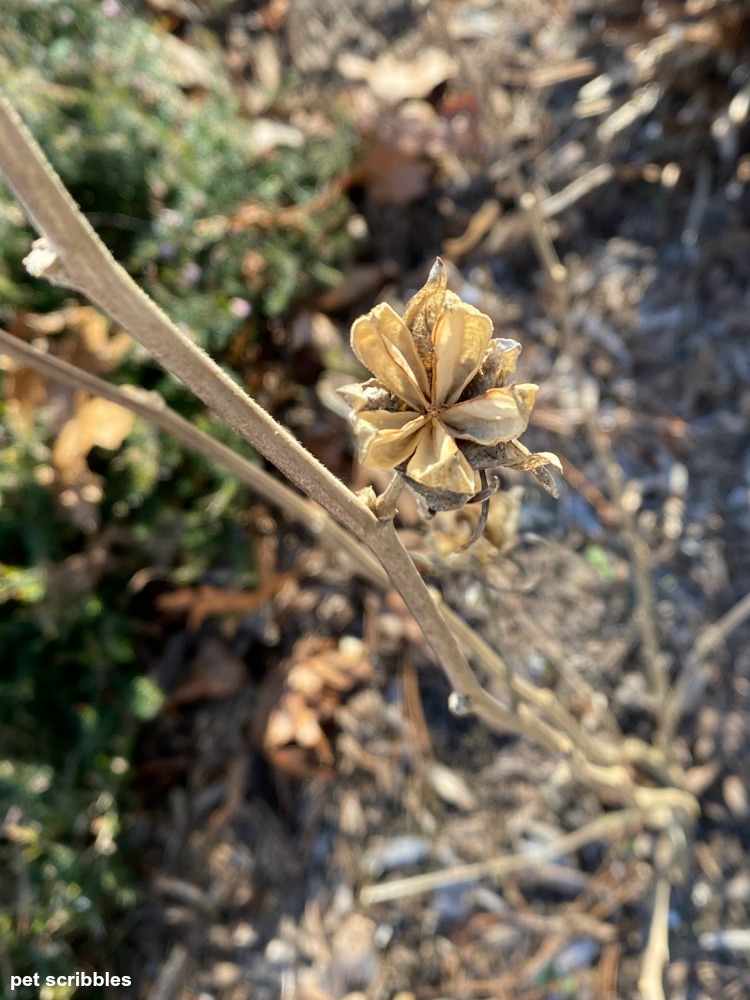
[285,662,325,700]
[262,637,372,777]
[252,0,290,32]
[11,309,69,338]
[56,305,132,373]
[379,100,450,157]
[155,578,283,630]
[169,636,247,704]
[2,314,133,531]
[264,701,296,749]
[198,183,341,238]
[288,646,371,694]
[348,142,433,205]
[338,48,458,104]
[265,691,332,763]
[285,690,326,750]
[12,305,132,374]
[161,34,218,91]
[53,396,135,485]
[66,306,111,356]
[51,395,135,533]
[4,366,48,426]
[267,745,334,781]
[246,118,305,152]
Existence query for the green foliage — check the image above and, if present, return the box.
[0,0,354,335]
[0,582,139,990]
[0,0,357,987]
[0,760,136,995]
[0,401,263,984]
[583,543,616,583]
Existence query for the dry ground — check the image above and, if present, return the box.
[47,1,750,998]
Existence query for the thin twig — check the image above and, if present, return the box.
[538,164,616,218]
[0,93,375,544]
[0,329,691,807]
[0,90,512,757]
[659,588,750,744]
[638,869,671,1000]
[521,190,667,704]
[372,471,404,520]
[440,602,686,789]
[149,944,190,1000]
[360,807,645,904]
[0,328,387,589]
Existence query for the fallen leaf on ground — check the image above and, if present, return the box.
[169,636,247,704]
[4,366,48,426]
[156,578,284,630]
[263,637,372,777]
[337,48,458,104]
[347,142,433,205]
[52,395,136,533]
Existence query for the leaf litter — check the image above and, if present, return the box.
[7,0,750,998]
[113,0,750,994]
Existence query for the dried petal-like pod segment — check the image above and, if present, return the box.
[337,257,561,522]
[401,257,448,369]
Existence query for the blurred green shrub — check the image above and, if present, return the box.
[0,0,355,989]
[0,0,353,335]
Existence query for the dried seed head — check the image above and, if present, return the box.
[338,258,561,518]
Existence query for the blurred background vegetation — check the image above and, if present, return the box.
[0,1,355,991]
[5,0,750,995]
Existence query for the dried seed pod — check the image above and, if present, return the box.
[339,258,561,525]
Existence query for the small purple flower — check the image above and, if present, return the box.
[229,298,252,319]
[159,209,183,228]
[179,262,202,288]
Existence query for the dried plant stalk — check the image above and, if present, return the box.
[0,327,690,802]
[0,89,706,1000]
[0,90,507,756]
